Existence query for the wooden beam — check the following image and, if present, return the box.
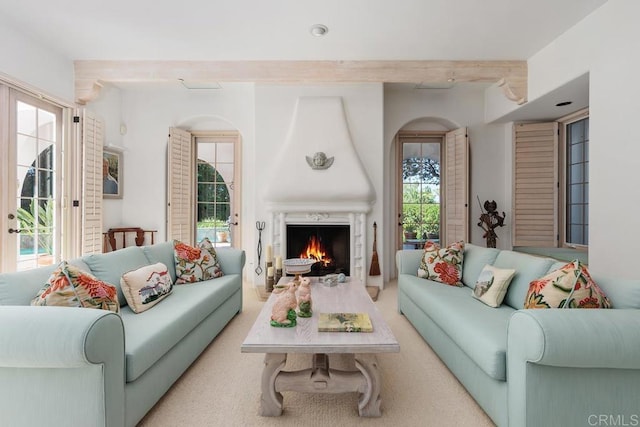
[74,60,527,105]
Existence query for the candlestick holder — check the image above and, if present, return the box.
[265,261,273,291]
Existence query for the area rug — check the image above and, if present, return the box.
[138,280,494,427]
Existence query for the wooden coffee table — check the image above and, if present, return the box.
[241,277,400,417]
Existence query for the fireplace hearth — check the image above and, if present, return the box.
[286,224,350,276]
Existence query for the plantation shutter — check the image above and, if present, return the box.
[444,128,469,245]
[81,110,103,254]
[167,127,194,244]
[512,122,558,247]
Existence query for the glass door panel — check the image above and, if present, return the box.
[195,135,239,248]
[9,93,61,271]
[400,138,441,249]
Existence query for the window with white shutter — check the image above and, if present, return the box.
[512,122,558,247]
[444,128,469,245]
[167,127,194,244]
[81,110,103,255]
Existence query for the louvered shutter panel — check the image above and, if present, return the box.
[513,122,558,247]
[444,128,469,245]
[81,110,103,254]
[167,127,194,244]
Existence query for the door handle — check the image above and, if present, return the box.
[8,228,22,234]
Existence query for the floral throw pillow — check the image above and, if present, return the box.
[174,238,224,284]
[31,261,120,313]
[524,260,612,309]
[121,262,173,313]
[418,240,465,286]
[472,264,516,308]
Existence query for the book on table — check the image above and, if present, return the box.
[318,312,373,332]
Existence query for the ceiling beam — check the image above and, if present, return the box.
[74,60,527,105]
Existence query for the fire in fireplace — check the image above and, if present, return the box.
[286,224,350,276]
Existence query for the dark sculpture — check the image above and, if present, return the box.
[477,199,506,248]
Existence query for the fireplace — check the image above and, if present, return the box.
[286,224,350,276]
[263,97,377,284]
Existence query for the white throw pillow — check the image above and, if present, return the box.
[121,262,173,313]
[472,264,516,308]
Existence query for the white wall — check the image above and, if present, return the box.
[85,84,126,228]
[384,84,512,277]
[110,83,256,268]
[485,0,640,279]
[0,16,73,102]
[254,84,385,287]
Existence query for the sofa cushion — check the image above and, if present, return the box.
[495,251,555,309]
[83,246,150,307]
[399,274,514,381]
[0,259,92,306]
[174,238,224,284]
[418,241,464,286]
[461,244,500,288]
[121,275,240,382]
[472,264,516,308]
[525,260,612,309]
[0,264,58,306]
[591,274,640,309]
[143,241,177,282]
[121,263,173,313]
[31,261,119,312]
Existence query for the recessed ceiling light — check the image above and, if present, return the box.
[310,24,329,37]
[556,101,572,107]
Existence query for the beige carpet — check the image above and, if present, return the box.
[138,280,495,427]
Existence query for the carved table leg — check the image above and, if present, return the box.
[354,354,382,417]
[260,353,287,416]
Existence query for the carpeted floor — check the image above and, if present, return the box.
[138,280,495,427]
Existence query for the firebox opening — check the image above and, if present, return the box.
[286,224,350,276]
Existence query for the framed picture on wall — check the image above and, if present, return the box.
[103,148,123,199]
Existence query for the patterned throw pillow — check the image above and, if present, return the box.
[418,240,465,286]
[31,261,119,312]
[524,260,612,309]
[472,264,516,308]
[121,262,173,313]
[174,238,224,284]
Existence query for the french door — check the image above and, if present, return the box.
[1,87,63,272]
[396,128,468,250]
[167,129,241,248]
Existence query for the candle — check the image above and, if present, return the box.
[267,266,274,277]
[266,245,273,262]
[275,256,282,269]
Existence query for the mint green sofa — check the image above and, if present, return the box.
[0,241,245,427]
[396,244,640,427]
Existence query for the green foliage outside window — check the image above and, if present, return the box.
[402,156,440,238]
[196,161,230,227]
[17,198,54,254]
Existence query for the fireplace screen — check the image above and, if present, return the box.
[286,224,350,276]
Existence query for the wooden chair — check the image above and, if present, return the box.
[103,227,157,252]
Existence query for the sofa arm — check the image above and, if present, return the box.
[508,309,640,427]
[395,249,423,275]
[508,309,640,369]
[216,248,246,275]
[0,306,125,427]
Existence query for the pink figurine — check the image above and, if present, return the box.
[270,282,298,327]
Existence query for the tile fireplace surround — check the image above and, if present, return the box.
[264,97,375,284]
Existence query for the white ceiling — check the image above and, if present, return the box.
[1,0,607,61]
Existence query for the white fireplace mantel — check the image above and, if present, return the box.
[270,211,367,284]
[263,96,376,284]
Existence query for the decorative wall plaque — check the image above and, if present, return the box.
[306,152,334,169]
